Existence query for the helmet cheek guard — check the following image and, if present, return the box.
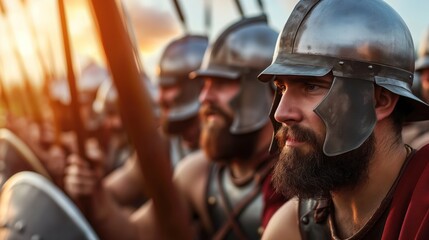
[230,70,272,134]
[267,86,282,154]
[264,74,377,156]
[315,77,376,156]
[191,15,278,135]
[167,79,203,122]
[158,35,209,122]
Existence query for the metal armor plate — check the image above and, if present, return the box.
[0,171,98,240]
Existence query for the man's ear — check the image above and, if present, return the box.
[374,86,399,121]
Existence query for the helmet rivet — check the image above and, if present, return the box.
[31,235,42,240]
[409,75,413,79]
[368,65,373,69]
[301,216,309,224]
[14,221,25,232]
[338,61,344,65]
[208,196,217,205]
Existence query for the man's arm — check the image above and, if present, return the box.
[65,151,189,240]
[173,150,213,234]
[64,152,141,239]
[262,197,301,240]
[104,153,147,211]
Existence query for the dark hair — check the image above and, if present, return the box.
[390,97,411,142]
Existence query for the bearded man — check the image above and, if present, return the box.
[258,0,429,239]
[402,27,429,149]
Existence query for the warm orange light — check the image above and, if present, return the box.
[0,0,186,89]
[65,0,106,68]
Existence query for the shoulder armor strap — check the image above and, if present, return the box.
[298,198,331,240]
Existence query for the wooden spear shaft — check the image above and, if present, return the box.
[89,0,192,238]
[58,0,87,158]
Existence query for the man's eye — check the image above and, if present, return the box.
[305,84,320,92]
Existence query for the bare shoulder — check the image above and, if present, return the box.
[173,150,210,183]
[173,150,212,230]
[411,132,429,150]
[262,197,301,240]
[104,153,142,187]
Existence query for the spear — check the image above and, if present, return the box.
[19,0,52,82]
[204,0,212,36]
[0,72,11,117]
[234,0,244,18]
[57,0,87,158]
[0,47,11,117]
[172,0,187,32]
[89,0,192,238]
[257,0,265,14]
[20,0,61,144]
[118,1,145,75]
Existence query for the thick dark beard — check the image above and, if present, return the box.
[273,125,374,199]
[199,104,259,162]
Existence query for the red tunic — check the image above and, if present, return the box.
[382,144,429,239]
[261,172,289,228]
[298,144,429,239]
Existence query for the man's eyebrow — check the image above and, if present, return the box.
[275,76,333,84]
[304,77,333,85]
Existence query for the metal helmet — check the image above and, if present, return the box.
[0,172,98,239]
[258,0,429,156]
[93,73,159,118]
[50,60,109,106]
[157,35,208,121]
[78,59,110,105]
[416,27,429,72]
[92,79,118,118]
[49,59,110,132]
[190,15,278,134]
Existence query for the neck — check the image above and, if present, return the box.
[422,91,429,103]
[228,122,273,180]
[331,128,408,238]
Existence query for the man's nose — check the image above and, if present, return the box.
[274,91,302,125]
[199,80,215,104]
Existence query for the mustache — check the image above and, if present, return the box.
[199,103,230,120]
[275,125,319,149]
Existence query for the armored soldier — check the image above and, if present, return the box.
[402,27,429,149]
[64,15,288,239]
[258,0,429,239]
[187,15,287,239]
[415,28,429,103]
[86,35,208,211]
[48,58,110,152]
[91,72,158,171]
[156,34,208,166]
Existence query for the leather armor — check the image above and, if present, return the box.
[205,159,273,239]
